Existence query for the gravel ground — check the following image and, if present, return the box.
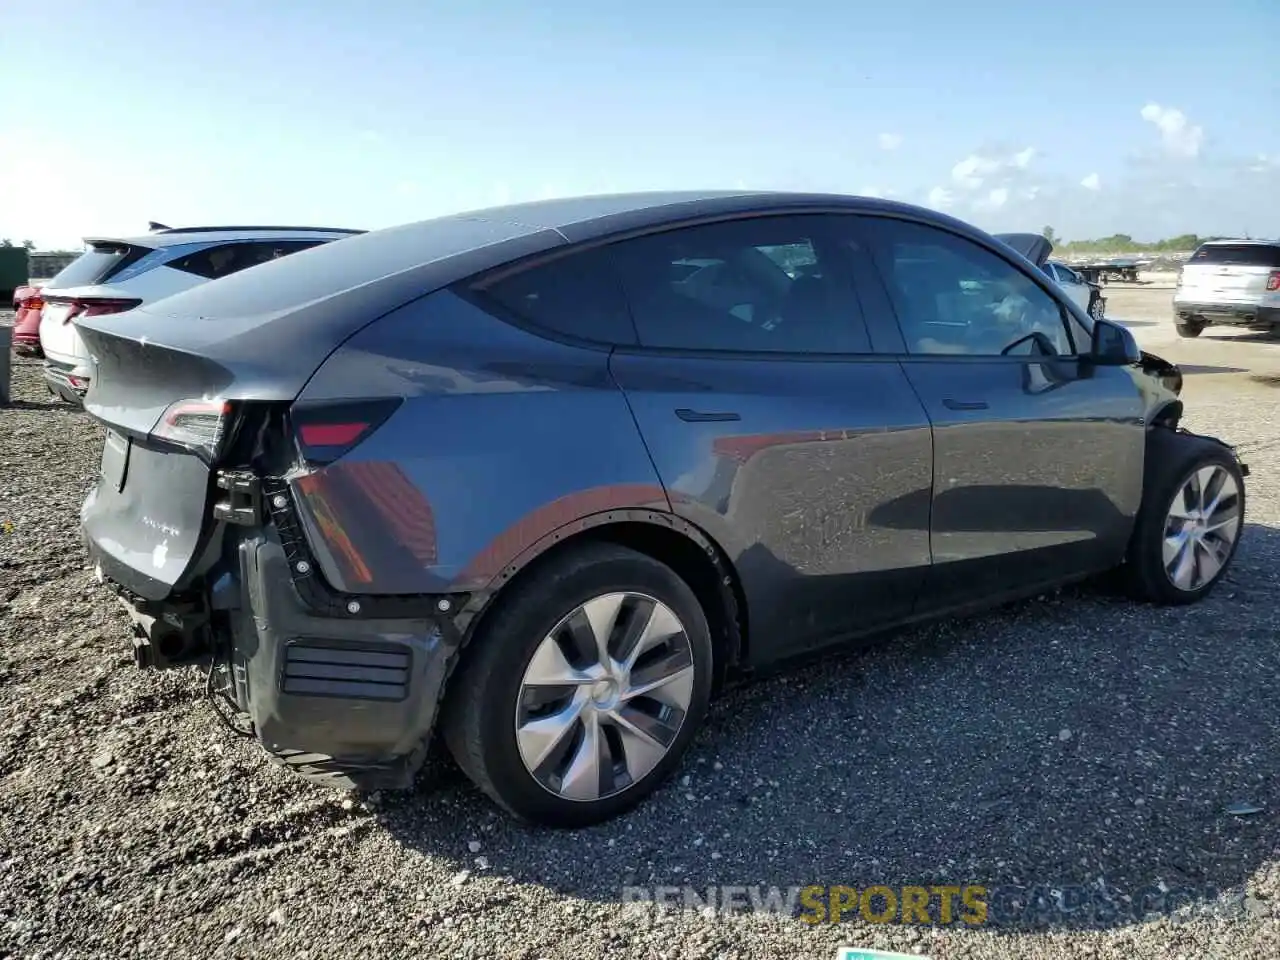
[2,297,1280,959]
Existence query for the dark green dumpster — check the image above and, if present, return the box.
[0,247,30,303]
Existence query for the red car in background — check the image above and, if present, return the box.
[12,285,44,356]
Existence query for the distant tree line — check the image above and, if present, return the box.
[0,239,80,256]
[1040,226,1226,256]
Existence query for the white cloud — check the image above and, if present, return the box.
[927,186,954,208]
[951,147,1036,189]
[859,185,885,198]
[490,181,512,205]
[951,156,992,189]
[1081,172,1101,191]
[1247,154,1275,174]
[1140,103,1203,158]
[985,187,1009,208]
[877,133,903,151]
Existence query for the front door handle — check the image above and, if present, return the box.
[675,408,741,423]
[942,398,989,411]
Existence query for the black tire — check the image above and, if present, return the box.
[1122,429,1245,605]
[441,542,714,827]
[1176,318,1205,338]
[1088,294,1105,321]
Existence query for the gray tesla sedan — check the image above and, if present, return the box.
[76,191,1247,826]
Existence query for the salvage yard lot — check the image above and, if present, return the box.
[1,281,1279,959]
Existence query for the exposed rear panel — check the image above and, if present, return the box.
[291,290,670,595]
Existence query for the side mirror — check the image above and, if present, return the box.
[1090,317,1140,365]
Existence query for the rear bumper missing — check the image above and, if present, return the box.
[230,536,459,789]
[90,530,466,791]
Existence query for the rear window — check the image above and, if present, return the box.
[1189,244,1280,268]
[46,243,149,289]
[166,239,327,280]
[475,246,637,345]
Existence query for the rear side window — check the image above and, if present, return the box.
[1189,244,1280,268]
[473,246,637,345]
[46,243,149,289]
[167,240,326,280]
[606,216,871,354]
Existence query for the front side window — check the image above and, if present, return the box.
[862,218,1074,357]
[606,216,870,354]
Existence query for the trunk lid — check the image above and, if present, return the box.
[78,324,264,600]
[38,287,143,366]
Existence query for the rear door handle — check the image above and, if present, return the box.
[942,399,989,411]
[675,408,741,423]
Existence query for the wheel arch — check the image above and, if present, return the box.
[1149,400,1184,430]
[454,510,747,697]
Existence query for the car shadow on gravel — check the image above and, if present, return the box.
[3,397,69,411]
[374,522,1280,937]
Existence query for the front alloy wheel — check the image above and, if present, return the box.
[516,593,695,802]
[1162,464,1242,592]
[1123,430,1246,604]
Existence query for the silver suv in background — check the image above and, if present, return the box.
[1173,239,1280,337]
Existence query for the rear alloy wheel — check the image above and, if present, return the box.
[442,543,713,826]
[1123,430,1245,604]
[516,593,694,802]
[1176,318,1205,338]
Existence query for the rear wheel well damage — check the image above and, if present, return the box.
[453,513,747,700]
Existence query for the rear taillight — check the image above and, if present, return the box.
[47,296,142,323]
[1267,271,1280,292]
[290,398,403,465]
[23,296,44,312]
[152,399,232,462]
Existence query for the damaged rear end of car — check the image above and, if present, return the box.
[75,217,566,789]
[79,330,464,789]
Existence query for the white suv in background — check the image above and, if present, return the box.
[1173,239,1280,337]
[38,225,361,402]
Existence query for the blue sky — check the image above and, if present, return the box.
[3,0,1277,248]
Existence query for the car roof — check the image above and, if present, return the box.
[1199,238,1280,246]
[433,190,919,239]
[82,226,363,248]
[117,190,1005,370]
